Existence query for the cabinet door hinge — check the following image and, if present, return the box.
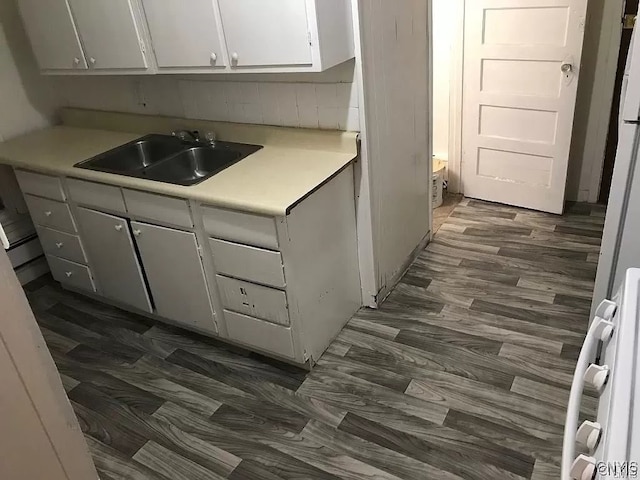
[623,14,637,30]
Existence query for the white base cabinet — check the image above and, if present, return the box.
[75,207,152,313]
[15,166,360,367]
[131,221,216,334]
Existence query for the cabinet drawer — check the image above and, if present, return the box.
[224,310,295,359]
[210,238,285,288]
[24,194,76,233]
[217,275,289,326]
[38,227,87,264]
[123,189,193,229]
[67,178,126,213]
[202,205,278,250]
[47,255,96,292]
[15,170,65,201]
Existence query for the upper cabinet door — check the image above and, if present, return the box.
[17,0,87,71]
[67,0,147,70]
[217,0,313,67]
[141,0,226,69]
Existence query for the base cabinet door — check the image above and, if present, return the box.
[75,208,152,312]
[131,221,217,334]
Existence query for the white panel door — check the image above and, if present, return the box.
[217,0,312,67]
[67,0,147,70]
[75,208,152,312]
[131,221,217,334]
[142,0,226,68]
[17,0,87,70]
[462,0,588,213]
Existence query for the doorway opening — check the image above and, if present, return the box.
[431,0,631,215]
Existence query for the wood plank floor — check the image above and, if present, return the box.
[25,198,605,480]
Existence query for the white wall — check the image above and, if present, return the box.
[432,0,457,161]
[0,0,56,141]
[357,0,431,302]
[51,61,360,131]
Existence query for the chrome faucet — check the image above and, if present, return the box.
[172,129,217,146]
[172,129,201,143]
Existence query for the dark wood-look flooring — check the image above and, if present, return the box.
[25,198,605,480]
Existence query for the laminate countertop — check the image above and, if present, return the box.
[0,125,358,217]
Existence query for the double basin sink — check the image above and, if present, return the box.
[75,134,263,186]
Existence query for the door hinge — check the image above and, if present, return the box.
[623,14,637,30]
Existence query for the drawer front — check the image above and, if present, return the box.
[123,189,193,229]
[217,275,290,326]
[224,310,295,359]
[47,255,96,292]
[24,194,76,233]
[202,205,278,250]
[67,178,126,213]
[15,170,65,201]
[38,227,87,264]
[210,238,285,288]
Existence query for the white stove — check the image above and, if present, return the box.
[563,268,640,479]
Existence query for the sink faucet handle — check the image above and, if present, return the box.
[204,131,217,145]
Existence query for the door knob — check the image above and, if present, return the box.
[73,57,80,66]
[133,229,141,237]
[89,57,96,66]
[55,242,64,249]
[65,271,73,278]
[114,224,123,232]
[210,52,217,63]
[231,52,239,63]
[561,63,573,73]
[44,211,52,217]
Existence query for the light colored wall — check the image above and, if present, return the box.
[52,60,360,131]
[432,0,457,161]
[0,0,56,141]
[566,0,623,202]
[357,0,431,302]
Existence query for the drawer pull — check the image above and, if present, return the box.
[55,242,64,249]
[114,224,123,232]
[44,211,52,217]
[65,271,73,278]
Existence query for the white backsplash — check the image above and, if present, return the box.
[53,74,360,131]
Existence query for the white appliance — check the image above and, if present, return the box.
[592,23,640,315]
[563,269,640,479]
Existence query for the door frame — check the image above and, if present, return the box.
[445,0,624,202]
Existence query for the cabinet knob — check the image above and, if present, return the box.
[65,271,73,278]
[114,224,123,232]
[73,57,80,66]
[44,211,52,217]
[210,52,217,63]
[89,57,96,66]
[231,52,239,63]
[55,242,64,249]
[133,229,141,237]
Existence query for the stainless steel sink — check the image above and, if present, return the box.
[75,134,262,186]
[75,134,184,174]
[141,147,242,186]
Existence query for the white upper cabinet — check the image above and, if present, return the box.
[67,0,149,71]
[19,0,354,74]
[141,0,226,69]
[17,0,87,71]
[217,0,312,68]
